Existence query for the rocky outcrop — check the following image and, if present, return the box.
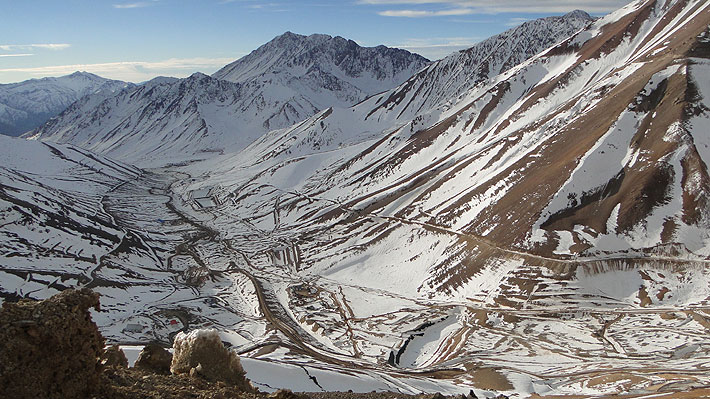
[0,288,103,399]
[135,343,173,375]
[102,344,129,368]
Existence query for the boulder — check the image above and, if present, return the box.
[101,344,128,368]
[170,328,253,392]
[135,343,173,374]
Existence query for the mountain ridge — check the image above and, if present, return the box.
[362,9,595,123]
[0,72,132,137]
[28,33,430,167]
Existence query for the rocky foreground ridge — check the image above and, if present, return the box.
[0,289,501,399]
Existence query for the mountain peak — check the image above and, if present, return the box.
[273,30,304,41]
[564,9,593,20]
[213,31,428,86]
[268,32,361,50]
[187,72,210,80]
[64,71,105,81]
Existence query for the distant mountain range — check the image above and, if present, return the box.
[27,33,429,166]
[25,17,596,167]
[0,72,132,136]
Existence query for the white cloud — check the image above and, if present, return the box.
[113,1,158,9]
[0,54,34,58]
[361,0,634,16]
[389,36,481,59]
[0,57,239,83]
[379,8,473,17]
[0,44,71,51]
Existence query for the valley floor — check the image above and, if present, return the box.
[75,169,710,398]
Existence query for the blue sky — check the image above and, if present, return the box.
[0,0,633,83]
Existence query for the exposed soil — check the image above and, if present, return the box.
[102,367,483,399]
[0,288,104,399]
[469,368,514,392]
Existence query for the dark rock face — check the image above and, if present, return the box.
[0,288,104,399]
[135,343,173,375]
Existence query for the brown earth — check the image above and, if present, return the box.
[469,368,514,392]
[0,288,104,399]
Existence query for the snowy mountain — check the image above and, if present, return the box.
[365,10,594,122]
[27,34,429,167]
[0,72,132,137]
[212,32,430,129]
[5,0,710,397]
[163,2,710,391]
[26,74,254,166]
[187,0,710,301]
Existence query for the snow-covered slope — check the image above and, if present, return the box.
[146,2,710,394]
[5,1,710,396]
[159,3,710,391]
[365,10,595,123]
[0,135,140,300]
[213,32,430,129]
[188,0,710,298]
[28,34,429,167]
[0,72,132,137]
